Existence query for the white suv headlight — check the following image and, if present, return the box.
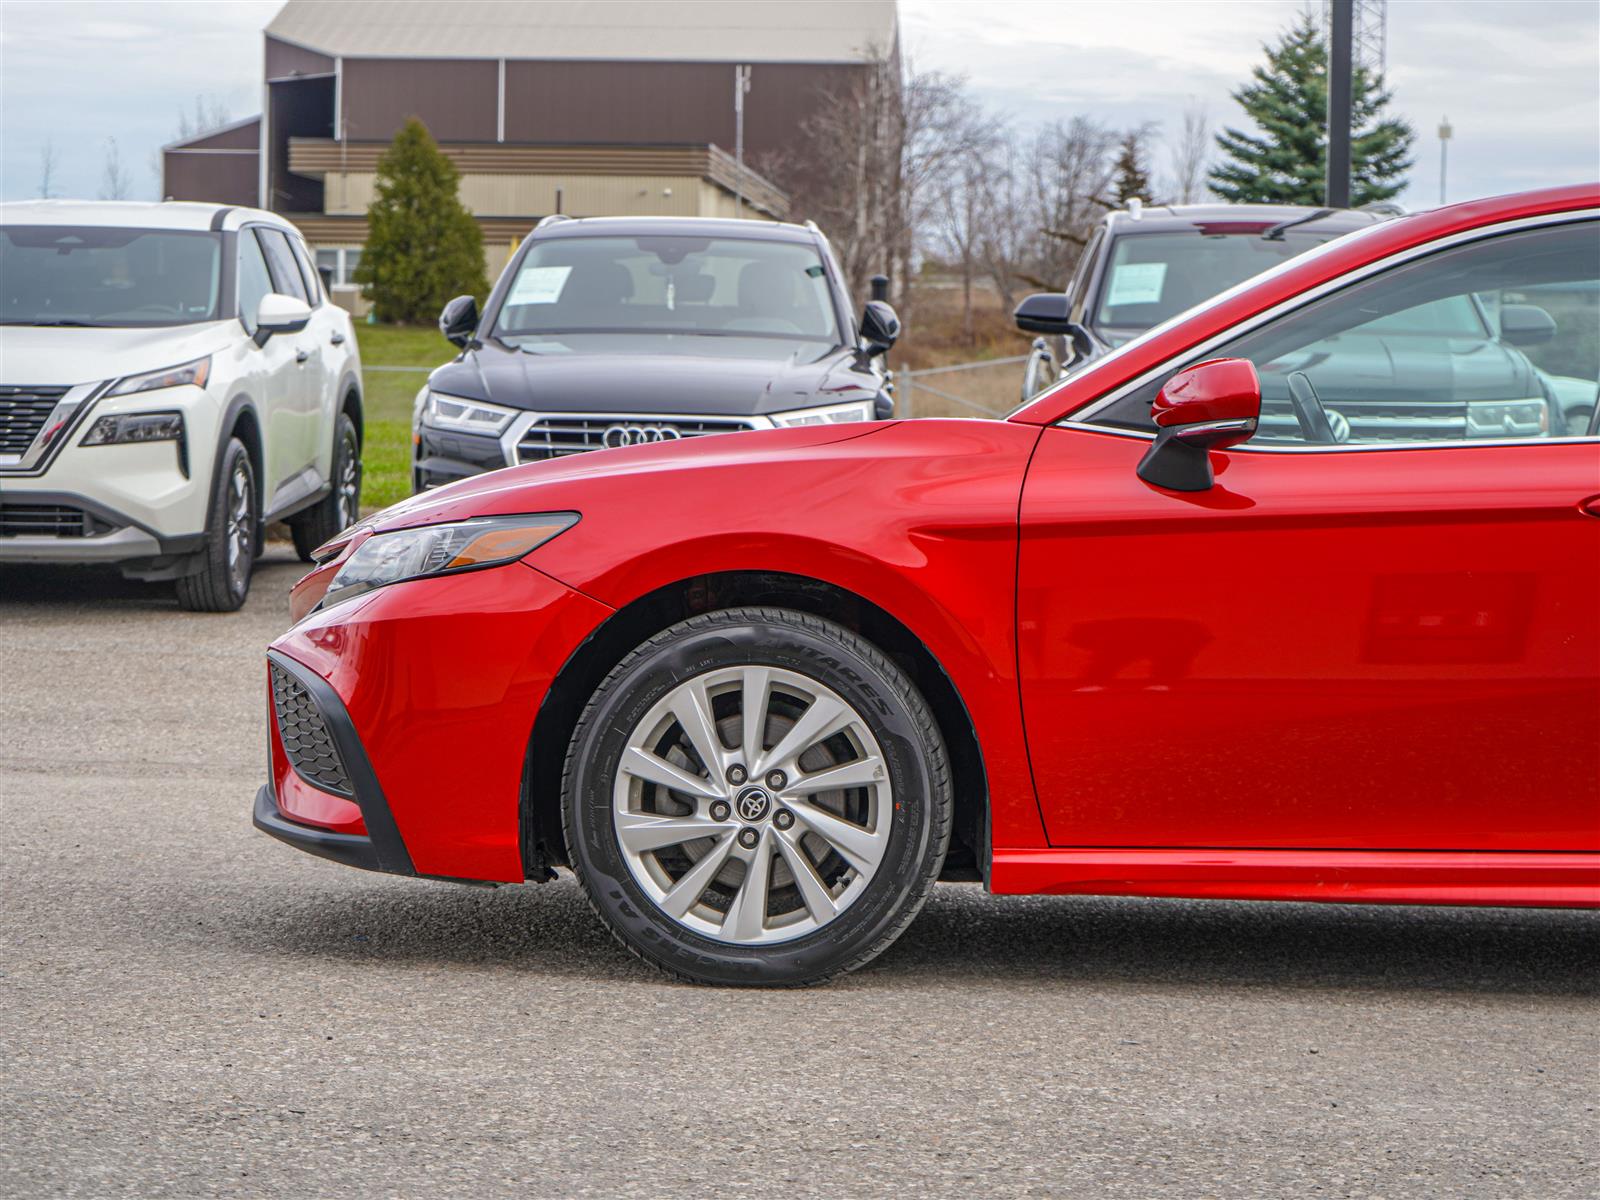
[422,391,519,435]
[107,356,211,397]
[768,399,875,428]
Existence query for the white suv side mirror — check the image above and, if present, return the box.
[254,292,312,346]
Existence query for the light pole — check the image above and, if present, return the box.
[1326,0,1353,207]
[733,64,751,218]
[1438,116,1453,206]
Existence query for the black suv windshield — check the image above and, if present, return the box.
[1094,230,1334,332]
[0,226,223,327]
[493,235,841,346]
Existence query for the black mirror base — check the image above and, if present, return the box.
[1136,428,1215,492]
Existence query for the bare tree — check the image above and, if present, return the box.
[175,94,232,141]
[1167,100,1211,204]
[761,55,993,321]
[100,138,132,201]
[929,95,1006,342]
[38,139,58,199]
[1023,117,1120,290]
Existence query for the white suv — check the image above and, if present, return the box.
[0,201,364,610]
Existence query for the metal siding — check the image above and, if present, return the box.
[163,152,261,206]
[504,60,734,146]
[341,58,499,142]
[169,118,262,152]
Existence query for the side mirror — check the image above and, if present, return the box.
[860,300,899,357]
[253,293,311,346]
[440,295,480,349]
[1013,292,1074,335]
[1136,358,1261,492]
[1499,303,1556,348]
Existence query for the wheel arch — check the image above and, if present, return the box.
[338,371,364,446]
[521,569,990,885]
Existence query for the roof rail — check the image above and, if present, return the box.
[535,213,574,230]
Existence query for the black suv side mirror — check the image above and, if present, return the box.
[1499,303,1556,348]
[1014,292,1075,335]
[440,295,480,349]
[860,300,900,357]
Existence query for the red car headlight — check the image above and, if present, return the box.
[319,513,578,610]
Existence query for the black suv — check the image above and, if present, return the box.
[413,216,898,489]
[1013,202,1387,399]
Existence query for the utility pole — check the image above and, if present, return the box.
[1437,116,1453,205]
[1326,0,1353,208]
[733,64,751,219]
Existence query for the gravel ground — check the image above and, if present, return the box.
[2,549,1596,1198]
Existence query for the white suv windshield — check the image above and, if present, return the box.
[493,235,841,344]
[0,226,222,327]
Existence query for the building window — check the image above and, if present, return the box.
[315,247,363,288]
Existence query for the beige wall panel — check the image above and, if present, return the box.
[323,171,722,218]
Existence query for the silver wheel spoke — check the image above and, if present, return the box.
[739,666,770,766]
[668,680,725,777]
[785,797,884,875]
[620,747,722,802]
[615,812,734,854]
[785,755,885,795]
[722,832,774,940]
[659,834,736,919]
[775,828,838,924]
[757,694,849,777]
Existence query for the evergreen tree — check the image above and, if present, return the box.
[1110,131,1155,205]
[1209,13,1413,205]
[355,118,489,324]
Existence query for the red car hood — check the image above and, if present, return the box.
[368,422,890,534]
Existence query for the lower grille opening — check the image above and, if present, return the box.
[270,663,354,797]
[0,504,116,538]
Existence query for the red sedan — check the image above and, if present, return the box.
[258,185,1600,985]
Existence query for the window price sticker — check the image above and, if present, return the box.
[1106,261,1167,307]
[508,266,572,305]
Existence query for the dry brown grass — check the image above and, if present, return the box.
[890,278,1032,418]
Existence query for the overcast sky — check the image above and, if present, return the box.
[2,0,1596,209]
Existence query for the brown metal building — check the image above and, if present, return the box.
[163,0,899,311]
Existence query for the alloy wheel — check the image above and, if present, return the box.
[336,426,360,530]
[225,458,253,596]
[612,664,891,945]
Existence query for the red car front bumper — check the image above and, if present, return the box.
[255,560,614,882]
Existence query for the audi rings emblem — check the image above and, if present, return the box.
[602,423,682,448]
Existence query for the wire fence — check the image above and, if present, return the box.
[896,355,1028,419]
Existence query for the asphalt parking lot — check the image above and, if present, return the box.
[2,547,1596,1199]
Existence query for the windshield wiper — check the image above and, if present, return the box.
[0,318,100,327]
[1262,208,1337,241]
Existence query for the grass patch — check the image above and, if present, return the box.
[354,322,455,371]
[353,323,448,512]
[361,418,414,511]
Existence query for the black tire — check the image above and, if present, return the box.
[562,607,952,986]
[289,411,361,562]
[175,437,255,613]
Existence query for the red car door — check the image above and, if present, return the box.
[1016,216,1600,852]
[1017,429,1600,851]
